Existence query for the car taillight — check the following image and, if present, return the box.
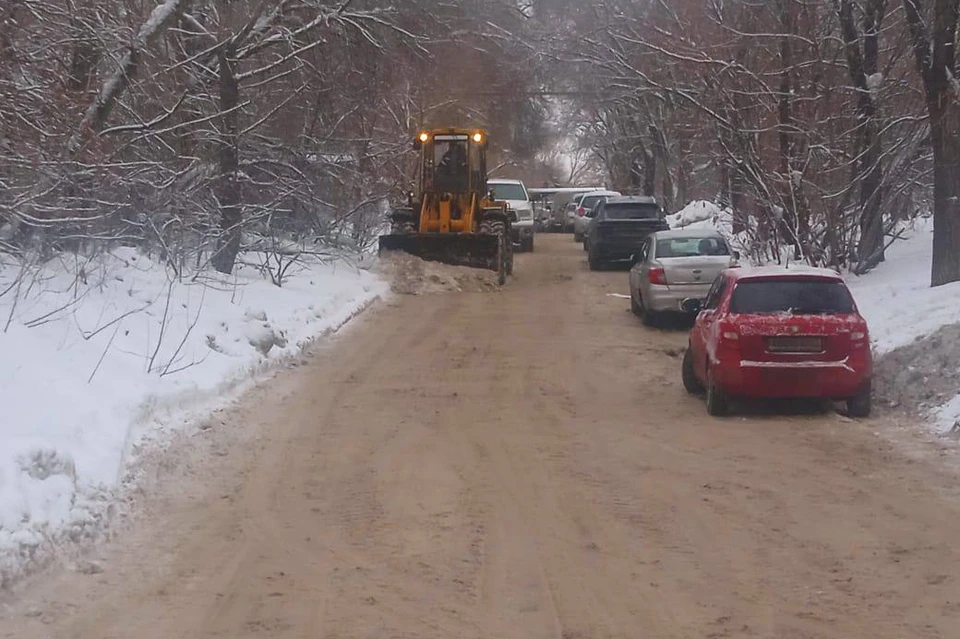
[850,327,869,349]
[718,323,740,353]
[648,267,667,285]
[577,207,586,217]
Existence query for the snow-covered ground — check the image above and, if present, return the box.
[844,218,960,433]
[669,200,960,435]
[843,218,954,353]
[0,248,386,583]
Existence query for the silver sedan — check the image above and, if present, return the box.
[628,229,739,325]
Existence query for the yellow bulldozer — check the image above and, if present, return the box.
[378,128,515,284]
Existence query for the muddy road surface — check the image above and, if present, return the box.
[3,235,960,639]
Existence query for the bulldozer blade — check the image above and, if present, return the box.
[378,233,500,272]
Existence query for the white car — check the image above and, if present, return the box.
[488,178,535,252]
[572,190,621,242]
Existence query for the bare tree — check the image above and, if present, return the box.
[903,0,960,286]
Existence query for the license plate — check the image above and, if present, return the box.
[767,336,824,353]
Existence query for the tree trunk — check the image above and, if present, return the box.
[929,96,960,286]
[642,145,656,197]
[729,161,747,235]
[857,123,885,270]
[902,0,960,286]
[776,0,801,257]
[837,0,887,270]
[211,52,241,275]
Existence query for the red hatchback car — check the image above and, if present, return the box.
[681,267,872,417]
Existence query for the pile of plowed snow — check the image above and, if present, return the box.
[375,252,501,295]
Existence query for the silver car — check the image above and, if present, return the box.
[572,190,620,242]
[628,229,739,325]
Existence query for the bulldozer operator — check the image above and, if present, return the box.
[435,140,468,193]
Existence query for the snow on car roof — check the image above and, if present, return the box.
[727,265,843,281]
[487,178,524,184]
[652,228,724,239]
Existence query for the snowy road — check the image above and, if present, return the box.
[3,235,960,638]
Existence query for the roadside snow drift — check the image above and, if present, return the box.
[0,249,386,583]
[845,218,960,433]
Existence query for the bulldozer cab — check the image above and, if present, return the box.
[379,128,513,284]
[419,129,488,196]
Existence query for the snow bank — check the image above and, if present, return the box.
[844,218,960,354]
[0,248,386,582]
[845,217,960,434]
[666,200,726,231]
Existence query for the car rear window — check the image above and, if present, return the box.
[657,236,728,257]
[605,203,662,220]
[730,279,855,314]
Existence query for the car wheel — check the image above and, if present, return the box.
[846,380,872,418]
[589,255,602,271]
[705,368,729,417]
[631,292,642,316]
[682,348,704,395]
[637,296,657,327]
[522,236,534,252]
[574,231,583,242]
[642,308,657,327]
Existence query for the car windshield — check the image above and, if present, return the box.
[604,203,661,220]
[657,236,728,257]
[489,184,527,201]
[730,279,855,314]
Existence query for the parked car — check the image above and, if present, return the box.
[629,229,739,325]
[488,178,535,252]
[585,196,669,270]
[572,190,620,242]
[563,202,579,231]
[681,267,872,417]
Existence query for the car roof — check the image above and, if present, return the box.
[651,228,724,239]
[605,195,659,205]
[724,265,844,282]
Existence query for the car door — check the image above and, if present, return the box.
[692,274,727,377]
[585,202,603,247]
[629,237,651,295]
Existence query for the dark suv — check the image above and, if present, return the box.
[586,196,669,270]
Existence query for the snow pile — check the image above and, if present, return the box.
[0,248,386,583]
[374,251,502,295]
[845,217,960,434]
[666,200,726,231]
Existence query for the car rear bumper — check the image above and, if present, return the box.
[714,359,869,399]
[590,241,642,262]
[644,283,712,313]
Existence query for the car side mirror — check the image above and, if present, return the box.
[681,298,703,315]
[732,250,741,261]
